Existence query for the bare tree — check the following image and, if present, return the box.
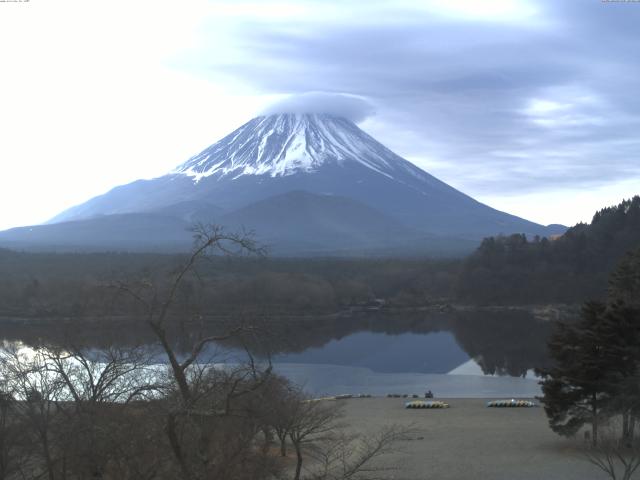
[42,345,163,479]
[309,424,413,480]
[0,383,29,480]
[114,224,266,405]
[114,224,277,480]
[287,398,345,480]
[0,343,169,480]
[1,347,66,480]
[42,345,162,405]
[282,391,414,480]
[258,375,299,457]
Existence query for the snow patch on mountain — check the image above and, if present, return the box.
[174,114,429,183]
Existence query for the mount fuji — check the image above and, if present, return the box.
[0,113,564,255]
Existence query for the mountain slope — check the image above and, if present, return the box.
[0,214,192,252]
[217,190,420,254]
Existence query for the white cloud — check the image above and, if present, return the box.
[521,89,607,129]
[262,92,375,122]
[524,99,571,115]
[421,0,540,22]
[478,178,640,227]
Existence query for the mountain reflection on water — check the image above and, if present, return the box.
[0,308,561,379]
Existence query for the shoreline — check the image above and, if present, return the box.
[274,363,541,399]
[338,397,594,480]
[0,302,579,326]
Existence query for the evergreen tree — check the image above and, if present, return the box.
[609,247,640,307]
[604,249,640,444]
[539,301,612,445]
[599,302,640,445]
[539,248,640,446]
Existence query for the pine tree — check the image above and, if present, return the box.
[539,301,612,446]
[609,247,640,308]
[604,249,640,444]
[539,248,640,446]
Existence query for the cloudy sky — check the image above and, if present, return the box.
[1,0,639,230]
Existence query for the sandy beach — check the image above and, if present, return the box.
[338,398,599,480]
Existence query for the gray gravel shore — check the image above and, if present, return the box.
[339,397,599,480]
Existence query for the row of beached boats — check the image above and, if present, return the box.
[306,395,537,409]
[405,399,537,409]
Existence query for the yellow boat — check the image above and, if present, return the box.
[487,399,536,408]
[405,400,449,409]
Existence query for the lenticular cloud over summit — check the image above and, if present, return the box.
[262,92,375,123]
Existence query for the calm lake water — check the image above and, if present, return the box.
[274,331,468,373]
[1,308,568,397]
[270,328,543,397]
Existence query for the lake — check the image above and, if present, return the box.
[0,307,569,397]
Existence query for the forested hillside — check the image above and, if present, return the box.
[1,197,638,316]
[0,249,458,318]
[457,196,640,304]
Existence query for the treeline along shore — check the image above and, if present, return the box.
[0,197,638,320]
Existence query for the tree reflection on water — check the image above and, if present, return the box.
[0,308,565,378]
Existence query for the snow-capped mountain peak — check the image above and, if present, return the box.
[174,113,424,182]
